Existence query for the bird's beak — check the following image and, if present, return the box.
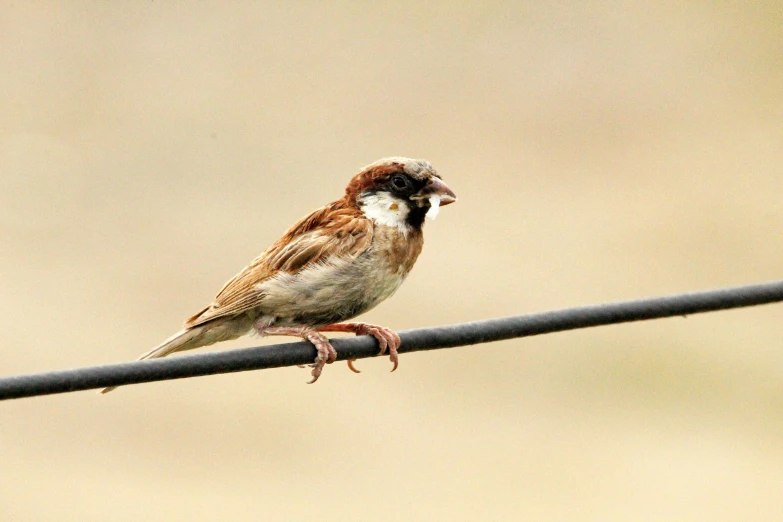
[420,177,457,205]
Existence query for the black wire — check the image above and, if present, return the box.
[1,279,781,400]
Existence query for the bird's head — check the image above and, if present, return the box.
[345,157,457,231]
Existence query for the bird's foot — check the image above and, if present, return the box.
[318,322,401,373]
[259,325,337,383]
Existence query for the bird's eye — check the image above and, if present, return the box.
[391,175,408,189]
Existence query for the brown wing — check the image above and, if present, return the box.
[185,201,372,328]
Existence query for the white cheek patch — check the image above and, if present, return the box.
[359,192,411,233]
[425,195,441,220]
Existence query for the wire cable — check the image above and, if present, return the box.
[1,279,781,400]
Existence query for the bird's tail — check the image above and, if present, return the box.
[98,328,201,394]
[98,317,251,394]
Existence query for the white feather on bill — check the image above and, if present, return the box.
[426,194,441,220]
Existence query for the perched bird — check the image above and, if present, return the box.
[100,157,456,393]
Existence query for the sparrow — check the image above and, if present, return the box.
[100,157,456,393]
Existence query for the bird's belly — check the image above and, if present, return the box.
[256,255,406,327]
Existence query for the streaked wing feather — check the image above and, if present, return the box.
[185,204,372,327]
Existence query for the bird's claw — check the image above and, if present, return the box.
[323,322,400,373]
[268,322,400,382]
[259,325,336,384]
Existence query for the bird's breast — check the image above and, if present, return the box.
[256,224,423,327]
[373,222,424,274]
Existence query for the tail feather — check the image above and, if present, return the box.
[98,314,254,395]
[98,328,205,394]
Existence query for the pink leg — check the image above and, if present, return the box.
[317,322,401,373]
[259,325,337,384]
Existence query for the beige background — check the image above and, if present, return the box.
[1,2,782,520]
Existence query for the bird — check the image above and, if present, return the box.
[99,157,456,393]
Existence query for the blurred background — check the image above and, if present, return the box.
[1,2,782,520]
